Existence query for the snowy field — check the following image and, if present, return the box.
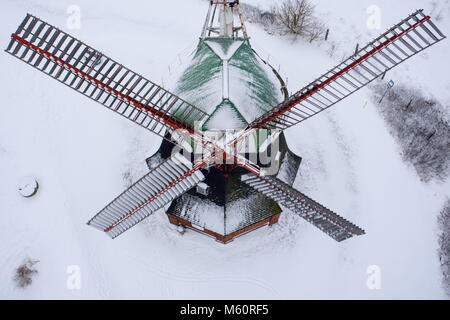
[0,0,449,299]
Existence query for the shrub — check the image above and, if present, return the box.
[238,0,326,42]
[14,259,39,288]
[438,200,450,297]
[274,0,326,42]
[371,83,450,182]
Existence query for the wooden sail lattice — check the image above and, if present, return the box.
[88,155,206,238]
[249,10,445,130]
[5,14,210,142]
[242,174,365,242]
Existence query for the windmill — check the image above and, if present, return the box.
[5,1,445,243]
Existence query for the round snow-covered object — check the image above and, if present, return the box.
[18,177,39,197]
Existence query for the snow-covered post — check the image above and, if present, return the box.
[379,80,395,104]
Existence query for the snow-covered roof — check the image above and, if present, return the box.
[173,37,282,130]
[169,176,281,236]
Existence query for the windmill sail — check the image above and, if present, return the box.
[88,155,206,238]
[241,174,365,242]
[5,14,210,141]
[248,10,445,130]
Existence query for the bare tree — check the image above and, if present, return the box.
[276,0,315,37]
[306,19,327,43]
[14,258,39,288]
[272,0,326,42]
[236,0,326,42]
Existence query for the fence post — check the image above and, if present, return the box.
[354,43,359,55]
[405,98,413,109]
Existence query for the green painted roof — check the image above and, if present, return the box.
[172,37,282,130]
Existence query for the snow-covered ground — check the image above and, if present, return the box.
[0,0,449,299]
